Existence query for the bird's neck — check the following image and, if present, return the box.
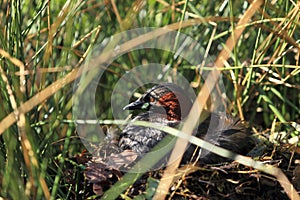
[157,93,182,121]
[166,107,181,121]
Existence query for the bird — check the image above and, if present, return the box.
[118,82,255,164]
[85,82,256,195]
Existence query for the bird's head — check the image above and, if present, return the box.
[123,83,193,121]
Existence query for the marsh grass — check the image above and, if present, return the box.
[0,0,299,199]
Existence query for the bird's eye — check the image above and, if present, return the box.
[144,94,155,103]
[149,97,155,102]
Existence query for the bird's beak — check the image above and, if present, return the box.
[123,99,149,110]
